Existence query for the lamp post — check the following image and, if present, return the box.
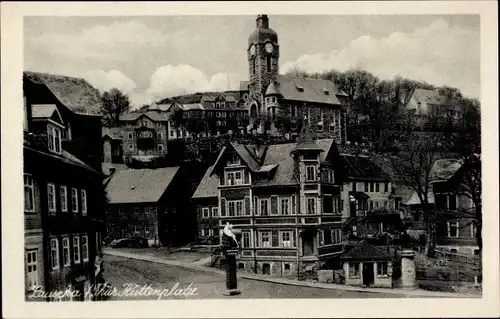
[221,223,241,296]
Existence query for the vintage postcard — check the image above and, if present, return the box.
[1,1,499,318]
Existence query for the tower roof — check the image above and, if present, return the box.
[291,118,323,155]
[248,14,278,47]
[265,81,281,96]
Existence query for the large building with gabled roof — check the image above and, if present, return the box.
[194,123,347,277]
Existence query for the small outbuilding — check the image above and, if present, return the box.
[341,240,394,288]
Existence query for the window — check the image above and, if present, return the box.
[129,144,134,150]
[71,188,78,213]
[73,236,80,264]
[157,132,163,140]
[200,229,206,237]
[26,250,39,290]
[448,220,460,238]
[349,263,360,278]
[280,231,293,248]
[59,186,67,212]
[212,207,218,217]
[208,229,214,236]
[323,195,333,214]
[375,201,379,209]
[369,183,374,192]
[252,58,256,74]
[471,222,477,238]
[352,182,357,191]
[259,198,270,216]
[202,207,210,218]
[242,231,251,248]
[326,170,335,183]
[375,183,380,192]
[307,197,316,215]
[238,263,245,269]
[280,198,290,215]
[81,190,87,216]
[284,263,291,271]
[377,262,388,277]
[62,237,70,266]
[50,238,59,270]
[236,201,243,216]
[364,182,369,192]
[47,124,62,154]
[158,144,164,151]
[266,56,271,72]
[332,229,342,244]
[322,229,332,245]
[227,154,241,166]
[306,165,316,181]
[47,183,56,213]
[260,232,271,247]
[385,183,389,193]
[383,201,388,210]
[448,194,457,210]
[128,132,133,139]
[81,235,89,262]
[369,201,374,211]
[226,171,243,185]
[24,174,35,212]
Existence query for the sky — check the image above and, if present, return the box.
[24,15,480,108]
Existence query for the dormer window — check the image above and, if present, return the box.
[323,89,329,95]
[47,124,62,154]
[295,84,304,92]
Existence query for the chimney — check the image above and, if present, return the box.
[256,15,269,28]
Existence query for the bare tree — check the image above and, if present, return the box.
[390,130,441,256]
[101,88,131,127]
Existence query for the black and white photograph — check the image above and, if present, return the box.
[1,1,499,318]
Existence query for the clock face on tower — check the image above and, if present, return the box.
[265,43,273,53]
[250,45,255,56]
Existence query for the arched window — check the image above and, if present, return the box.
[266,56,271,72]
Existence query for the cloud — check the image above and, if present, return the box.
[84,70,137,94]
[25,20,165,63]
[145,64,243,100]
[281,19,480,98]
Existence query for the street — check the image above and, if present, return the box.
[102,255,418,300]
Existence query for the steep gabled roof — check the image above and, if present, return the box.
[210,139,338,187]
[102,127,123,140]
[341,154,390,181]
[31,104,64,124]
[278,75,344,105]
[24,71,102,115]
[429,159,463,182]
[192,165,219,199]
[411,88,456,106]
[105,167,180,204]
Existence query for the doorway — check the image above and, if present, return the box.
[362,262,374,286]
[302,233,314,256]
[262,263,271,275]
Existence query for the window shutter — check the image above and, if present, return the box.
[220,198,226,216]
[245,196,250,216]
[271,196,278,215]
[272,230,279,247]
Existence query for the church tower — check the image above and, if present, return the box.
[248,15,279,116]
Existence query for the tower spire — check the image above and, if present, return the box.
[291,116,323,155]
